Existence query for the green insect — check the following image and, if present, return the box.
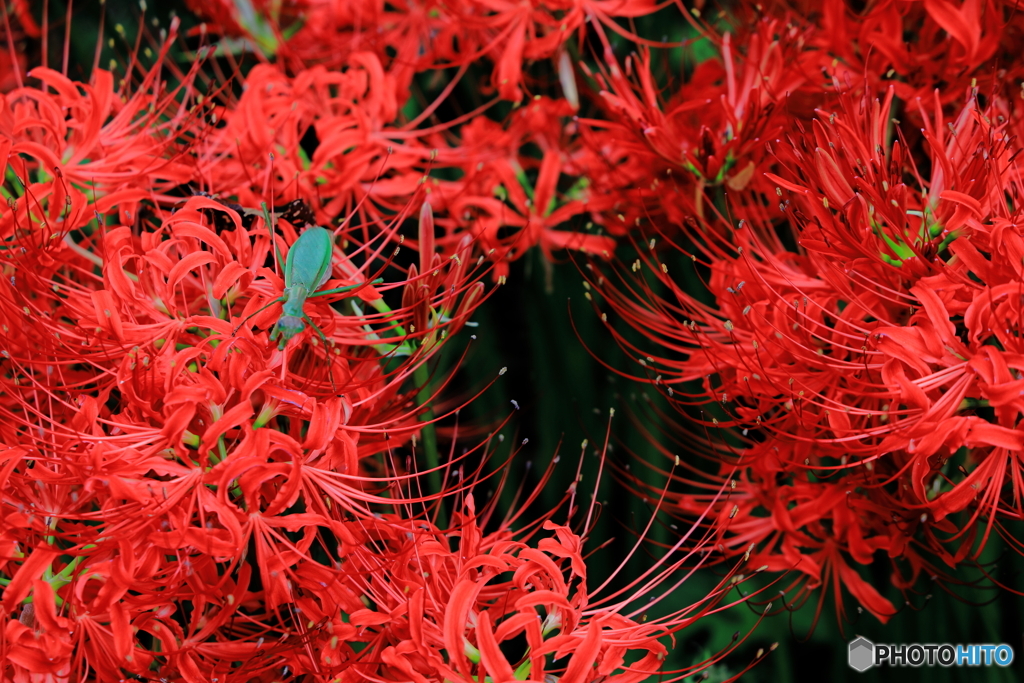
[234,202,381,349]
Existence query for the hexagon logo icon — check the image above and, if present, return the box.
[848,637,875,672]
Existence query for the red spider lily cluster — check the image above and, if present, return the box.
[8,0,1024,678]
[583,0,1024,630]
[0,3,778,682]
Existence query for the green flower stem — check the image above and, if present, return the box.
[414,361,446,528]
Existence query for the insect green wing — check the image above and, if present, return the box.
[284,226,334,292]
[233,210,378,357]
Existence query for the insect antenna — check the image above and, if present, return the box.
[261,201,285,271]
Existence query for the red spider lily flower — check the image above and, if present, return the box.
[749,0,1024,106]
[195,58,404,226]
[0,22,204,208]
[198,58,617,282]
[711,476,903,628]
[583,77,1024,626]
[459,0,662,103]
[598,24,805,180]
[184,0,458,93]
[220,0,477,105]
[194,56,487,283]
[2,186,488,450]
[582,16,811,225]
[449,97,616,280]
[0,121,490,679]
[1,152,762,676]
[0,5,781,681]
[755,84,1024,544]
[1,342,759,682]
[186,0,664,103]
[273,426,770,683]
[609,407,958,633]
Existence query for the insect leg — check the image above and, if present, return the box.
[302,314,339,392]
[231,296,285,335]
[306,277,386,298]
[260,201,284,275]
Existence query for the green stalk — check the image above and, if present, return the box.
[414,361,446,528]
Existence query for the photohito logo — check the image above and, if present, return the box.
[848,637,874,672]
[848,637,1014,671]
